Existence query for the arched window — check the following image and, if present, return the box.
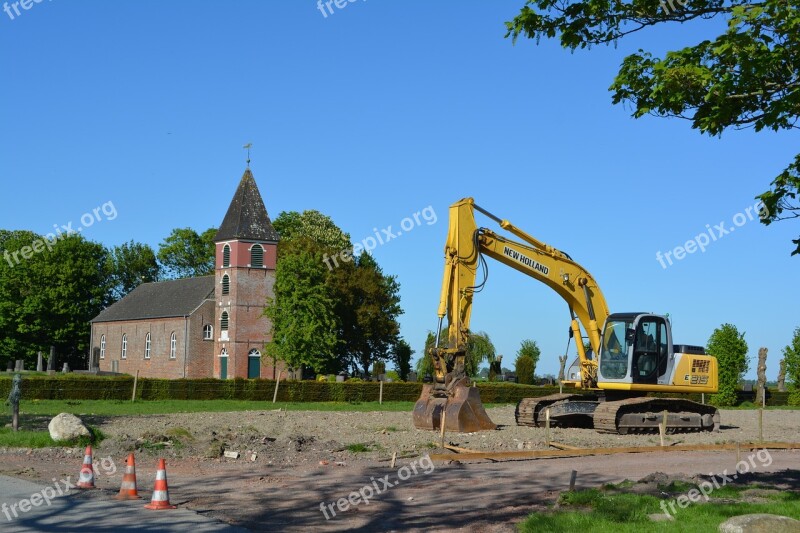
[221,311,229,331]
[250,244,264,268]
[222,244,231,267]
[247,348,261,379]
[121,334,127,359]
[222,274,230,295]
[144,333,151,359]
[99,335,106,359]
[170,332,177,359]
[203,325,213,340]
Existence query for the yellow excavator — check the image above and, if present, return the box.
[413,198,720,434]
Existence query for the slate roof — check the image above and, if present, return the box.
[213,168,279,243]
[92,276,215,323]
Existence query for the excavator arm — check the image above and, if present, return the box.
[414,198,611,432]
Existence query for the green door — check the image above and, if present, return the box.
[220,356,228,380]
[247,354,260,379]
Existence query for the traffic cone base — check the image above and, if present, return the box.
[76,445,96,489]
[144,459,177,510]
[115,453,142,500]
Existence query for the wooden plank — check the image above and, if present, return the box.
[549,441,581,451]
[428,442,800,462]
[444,444,484,454]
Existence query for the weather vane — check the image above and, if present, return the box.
[243,143,253,167]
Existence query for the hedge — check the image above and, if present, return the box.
[0,374,793,405]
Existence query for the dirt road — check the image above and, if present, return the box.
[1,406,798,531]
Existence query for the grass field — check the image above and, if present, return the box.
[519,483,800,532]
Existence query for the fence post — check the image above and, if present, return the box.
[131,370,139,402]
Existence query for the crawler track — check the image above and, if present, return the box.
[593,397,719,434]
[514,394,591,427]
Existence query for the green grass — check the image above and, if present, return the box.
[0,424,104,448]
[17,399,418,416]
[519,484,800,533]
[345,443,372,453]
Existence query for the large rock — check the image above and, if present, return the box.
[48,413,91,442]
[718,514,800,533]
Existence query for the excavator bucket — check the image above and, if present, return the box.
[413,384,496,432]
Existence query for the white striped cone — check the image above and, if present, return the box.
[144,459,176,510]
[76,445,95,489]
[115,453,141,500]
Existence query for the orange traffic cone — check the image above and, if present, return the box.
[76,445,95,489]
[144,459,177,510]
[115,453,142,500]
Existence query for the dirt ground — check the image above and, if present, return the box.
[1,406,799,531]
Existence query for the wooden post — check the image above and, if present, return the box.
[569,470,577,491]
[660,410,668,447]
[273,370,282,404]
[440,410,447,448]
[736,442,741,464]
[131,370,139,402]
[379,380,383,405]
[701,393,705,405]
[758,408,764,443]
[390,451,397,469]
[545,408,551,448]
[9,374,21,432]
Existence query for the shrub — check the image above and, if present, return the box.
[707,323,749,407]
[515,354,535,385]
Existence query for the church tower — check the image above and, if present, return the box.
[212,168,280,379]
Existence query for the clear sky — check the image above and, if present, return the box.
[1,1,797,379]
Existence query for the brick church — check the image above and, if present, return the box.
[91,168,284,380]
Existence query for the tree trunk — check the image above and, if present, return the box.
[755,347,767,405]
[558,355,568,383]
[777,358,787,392]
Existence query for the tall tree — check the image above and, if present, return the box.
[330,253,403,376]
[506,0,800,254]
[783,327,800,405]
[157,227,216,279]
[0,231,110,368]
[391,337,414,381]
[107,240,160,301]
[416,329,495,379]
[707,323,749,406]
[263,249,340,374]
[273,210,351,252]
[516,339,541,384]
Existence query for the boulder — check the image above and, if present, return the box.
[48,413,90,442]
[719,514,800,533]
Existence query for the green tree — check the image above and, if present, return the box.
[273,210,351,253]
[329,253,403,376]
[506,0,800,254]
[416,329,495,379]
[157,227,216,279]
[466,331,496,378]
[263,250,340,374]
[0,231,110,368]
[106,240,160,301]
[707,323,749,406]
[782,327,800,405]
[391,337,414,381]
[515,339,541,384]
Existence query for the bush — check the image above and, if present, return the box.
[515,354,535,385]
[789,389,800,407]
[707,324,749,407]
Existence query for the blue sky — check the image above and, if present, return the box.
[1,1,797,379]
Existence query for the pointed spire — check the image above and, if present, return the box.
[213,169,279,243]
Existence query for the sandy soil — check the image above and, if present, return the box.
[1,406,798,531]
